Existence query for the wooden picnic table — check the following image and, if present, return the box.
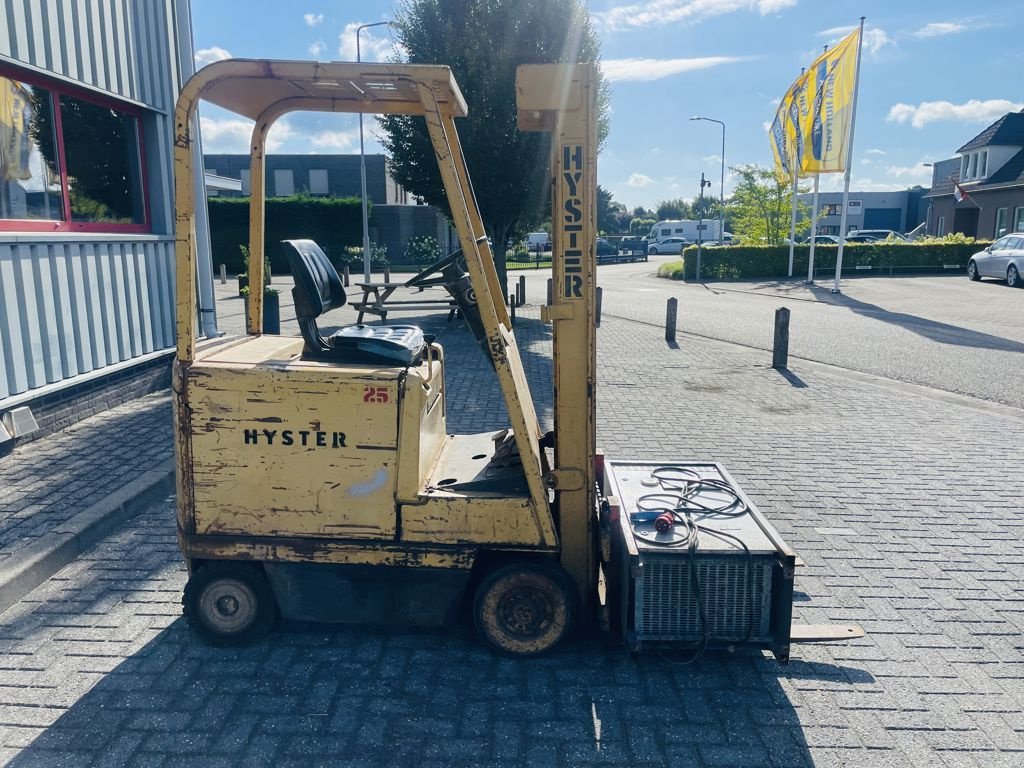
[352,282,457,324]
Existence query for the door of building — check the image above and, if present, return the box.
[952,207,979,237]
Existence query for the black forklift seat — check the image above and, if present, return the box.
[281,239,426,366]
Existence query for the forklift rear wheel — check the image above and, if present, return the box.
[473,562,574,657]
[183,563,277,646]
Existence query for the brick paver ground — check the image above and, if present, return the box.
[0,394,172,566]
[1,297,1022,766]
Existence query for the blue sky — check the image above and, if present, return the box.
[192,0,1023,211]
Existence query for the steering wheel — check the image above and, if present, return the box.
[405,249,466,289]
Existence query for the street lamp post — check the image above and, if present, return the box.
[690,116,726,245]
[357,21,392,282]
[696,172,712,281]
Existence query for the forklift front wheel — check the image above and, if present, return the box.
[183,562,277,646]
[473,562,574,657]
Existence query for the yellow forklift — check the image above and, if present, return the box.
[172,60,862,659]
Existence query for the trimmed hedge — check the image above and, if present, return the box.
[679,242,991,280]
[208,196,364,274]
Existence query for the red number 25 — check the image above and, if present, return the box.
[363,386,389,403]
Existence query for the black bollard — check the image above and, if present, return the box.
[666,297,678,343]
[773,307,790,369]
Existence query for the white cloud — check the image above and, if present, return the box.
[200,116,296,153]
[887,99,1024,129]
[817,25,893,55]
[304,13,324,27]
[865,148,886,156]
[309,129,360,151]
[883,161,933,185]
[194,46,231,68]
[703,154,722,164]
[602,56,746,82]
[339,21,394,61]
[309,41,326,59]
[596,0,796,32]
[913,21,965,38]
[813,159,933,193]
[628,173,655,187]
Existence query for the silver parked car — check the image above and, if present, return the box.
[967,233,1024,288]
[647,236,690,255]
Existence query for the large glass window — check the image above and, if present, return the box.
[59,94,145,224]
[1,77,64,221]
[995,208,1007,238]
[1015,207,1024,233]
[0,65,148,231]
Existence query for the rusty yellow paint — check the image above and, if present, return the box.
[181,337,447,540]
[516,64,599,613]
[416,82,557,549]
[401,495,543,546]
[397,345,448,503]
[179,531,476,570]
[171,60,572,588]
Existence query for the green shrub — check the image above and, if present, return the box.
[677,241,991,280]
[403,235,442,267]
[657,260,685,280]
[208,195,364,274]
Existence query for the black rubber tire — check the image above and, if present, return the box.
[648,247,657,255]
[183,562,277,646]
[967,261,981,281]
[1008,265,1022,288]
[473,561,575,657]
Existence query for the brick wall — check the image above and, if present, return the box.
[9,356,172,445]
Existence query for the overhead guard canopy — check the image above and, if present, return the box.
[193,59,469,119]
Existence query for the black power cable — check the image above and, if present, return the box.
[628,466,757,662]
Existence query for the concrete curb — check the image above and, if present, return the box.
[0,458,176,616]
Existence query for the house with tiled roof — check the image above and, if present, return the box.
[925,110,1024,239]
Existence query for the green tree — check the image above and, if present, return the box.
[598,185,627,234]
[655,198,691,220]
[727,164,809,245]
[630,217,655,236]
[379,0,609,291]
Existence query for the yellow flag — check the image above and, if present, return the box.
[768,84,794,182]
[799,28,860,174]
[769,69,813,182]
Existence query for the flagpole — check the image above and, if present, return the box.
[832,17,866,295]
[807,173,820,283]
[787,163,798,276]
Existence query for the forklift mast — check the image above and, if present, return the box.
[517,65,599,614]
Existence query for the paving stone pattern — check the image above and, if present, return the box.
[1,308,1023,766]
[0,393,172,565]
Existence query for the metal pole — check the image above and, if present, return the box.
[719,122,725,244]
[807,173,820,283]
[696,172,710,281]
[787,164,798,277]
[357,21,391,283]
[833,17,866,295]
[689,117,726,243]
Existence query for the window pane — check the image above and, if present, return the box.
[309,169,328,194]
[1,77,64,221]
[995,208,1007,238]
[1015,207,1024,232]
[59,94,144,224]
[273,169,294,196]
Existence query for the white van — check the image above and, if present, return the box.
[647,220,730,244]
